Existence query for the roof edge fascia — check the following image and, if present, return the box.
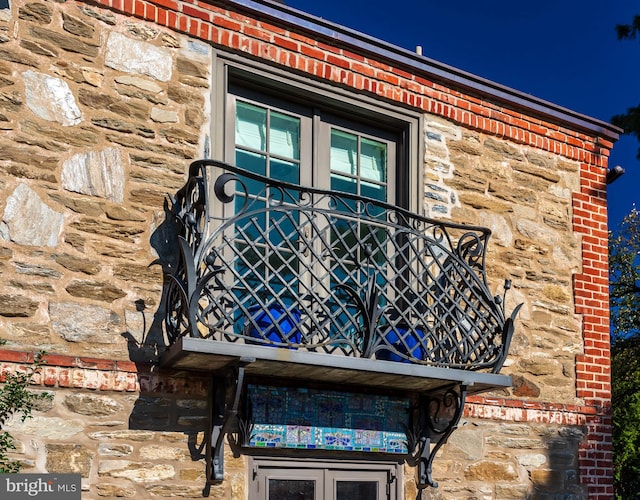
[224,0,620,141]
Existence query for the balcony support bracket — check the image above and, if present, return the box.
[207,358,253,484]
[410,384,467,489]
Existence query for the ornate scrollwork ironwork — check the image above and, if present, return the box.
[406,385,467,489]
[166,159,521,371]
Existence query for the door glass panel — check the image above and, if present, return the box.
[235,100,301,182]
[329,128,388,202]
[233,100,304,322]
[331,129,358,175]
[360,138,386,183]
[236,101,266,151]
[336,481,378,500]
[270,111,300,159]
[271,159,300,185]
[251,461,396,500]
[328,127,390,324]
[361,181,386,204]
[330,173,357,195]
[268,479,315,500]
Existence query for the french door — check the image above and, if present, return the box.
[251,459,400,500]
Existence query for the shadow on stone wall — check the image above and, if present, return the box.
[528,428,588,499]
[122,201,210,466]
[128,198,180,362]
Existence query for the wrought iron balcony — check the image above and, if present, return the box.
[161,159,521,488]
[163,159,518,372]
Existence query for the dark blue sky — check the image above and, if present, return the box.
[286,0,640,229]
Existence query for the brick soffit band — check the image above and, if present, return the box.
[0,349,607,420]
[228,0,620,141]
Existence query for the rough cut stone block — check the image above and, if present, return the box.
[98,443,134,457]
[6,416,83,439]
[22,70,82,125]
[46,444,93,476]
[115,74,163,93]
[1,183,63,246]
[89,430,155,441]
[65,280,126,302]
[98,460,175,483]
[0,293,39,317]
[105,32,172,82]
[64,393,123,416]
[50,301,122,343]
[464,460,519,481]
[18,3,53,24]
[96,484,136,497]
[145,485,204,497]
[517,453,547,467]
[61,148,125,202]
[139,445,188,460]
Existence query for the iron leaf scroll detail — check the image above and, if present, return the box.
[165,160,521,372]
[406,385,467,489]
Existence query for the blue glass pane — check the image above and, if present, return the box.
[270,111,300,160]
[361,181,386,203]
[236,101,266,151]
[268,252,299,298]
[234,246,266,296]
[271,159,300,185]
[236,151,267,200]
[269,211,298,248]
[331,220,358,261]
[361,227,387,266]
[331,129,357,176]
[331,174,357,195]
[360,137,387,182]
[236,149,266,177]
[234,203,266,241]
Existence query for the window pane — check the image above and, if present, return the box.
[270,111,300,160]
[336,480,378,500]
[268,479,315,500]
[236,101,266,151]
[360,138,386,182]
[233,201,266,242]
[236,150,267,179]
[360,181,386,203]
[271,159,300,185]
[331,129,357,176]
[331,174,357,195]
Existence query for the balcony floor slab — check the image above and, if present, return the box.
[161,337,511,395]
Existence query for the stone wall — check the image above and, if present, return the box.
[424,117,582,405]
[0,0,211,362]
[0,0,614,497]
[0,352,248,498]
